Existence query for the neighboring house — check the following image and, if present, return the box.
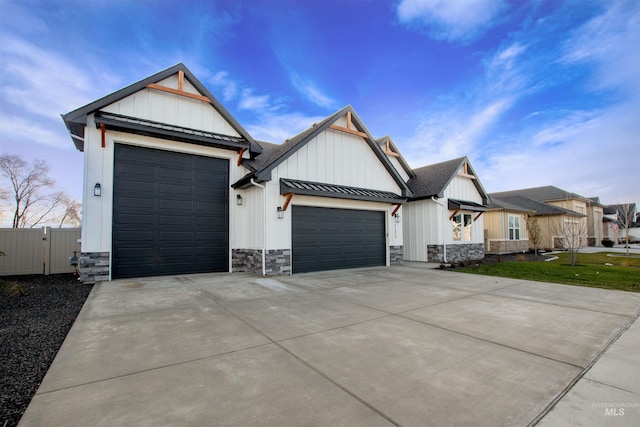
[63,64,412,283]
[586,197,606,246]
[605,203,639,243]
[484,197,530,254]
[403,157,490,263]
[489,186,588,251]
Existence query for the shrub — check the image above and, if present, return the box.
[602,238,614,248]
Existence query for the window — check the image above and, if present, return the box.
[508,215,520,240]
[453,213,473,241]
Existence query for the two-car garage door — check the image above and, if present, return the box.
[112,144,228,279]
[292,206,386,273]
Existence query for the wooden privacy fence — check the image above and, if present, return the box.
[0,227,81,276]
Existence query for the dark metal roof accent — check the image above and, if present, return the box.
[94,112,250,150]
[448,198,488,212]
[280,178,407,204]
[61,63,261,155]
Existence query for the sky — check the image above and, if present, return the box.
[1,0,638,212]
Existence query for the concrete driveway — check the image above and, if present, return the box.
[20,264,640,426]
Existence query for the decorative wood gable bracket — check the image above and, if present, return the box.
[383,139,399,157]
[329,111,368,138]
[457,161,476,179]
[237,148,246,166]
[146,70,211,104]
[474,212,484,222]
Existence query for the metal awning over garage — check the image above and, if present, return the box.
[280,178,406,204]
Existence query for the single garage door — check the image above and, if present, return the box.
[112,144,229,279]
[292,206,385,273]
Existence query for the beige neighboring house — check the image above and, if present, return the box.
[484,197,530,254]
[488,186,589,252]
[586,197,606,246]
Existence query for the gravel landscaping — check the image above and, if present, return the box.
[0,274,92,427]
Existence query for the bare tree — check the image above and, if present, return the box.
[526,211,542,255]
[615,201,637,256]
[57,194,82,228]
[550,215,588,267]
[0,154,79,228]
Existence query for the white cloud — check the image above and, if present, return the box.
[290,73,337,109]
[0,35,120,119]
[396,0,507,42]
[0,115,69,149]
[238,88,272,111]
[245,111,326,143]
[209,71,238,102]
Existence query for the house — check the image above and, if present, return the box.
[403,157,490,263]
[605,203,639,243]
[483,196,531,254]
[63,64,412,283]
[488,186,588,251]
[586,197,606,246]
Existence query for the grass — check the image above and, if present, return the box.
[458,252,640,292]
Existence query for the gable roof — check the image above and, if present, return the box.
[407,157,489,203]
[233,105,413,197]
[62,63,261,155]
[376,136,415,178]
[488,195,585,217]
[489,185,587,203]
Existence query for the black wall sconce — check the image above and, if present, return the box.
[277,206,284,219]
[94,183,101,197]
[236,194,243,205]
[395,213,401,223]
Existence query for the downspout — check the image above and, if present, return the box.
[431,197,447,263]
[249,178,267,276]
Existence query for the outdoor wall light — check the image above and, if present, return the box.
[236,194,243,205]
[395,213,401,223]
[94,183,101,197]
[277,206,284,219]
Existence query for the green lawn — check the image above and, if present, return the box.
[458,252,640,292]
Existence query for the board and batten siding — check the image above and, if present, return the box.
[387,155,411,182]
[403,199,442,262]
[101,77,241,138]
[271,129,401,193]
[264,127,404,253]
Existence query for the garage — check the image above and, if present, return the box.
[112,144,229,279]
[292,206,386,273]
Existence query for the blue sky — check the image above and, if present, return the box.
[1,0,638,209]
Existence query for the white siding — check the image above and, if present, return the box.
[403,199,442,261]
[101,88,240,137]
[387,155,410,181]
[271,129,401,194]
[443,175,483,204]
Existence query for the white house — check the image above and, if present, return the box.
[63,64,412,282]
[403,157,489,263]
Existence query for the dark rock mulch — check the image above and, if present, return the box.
[441,252,552,269]
[0,274,93,427]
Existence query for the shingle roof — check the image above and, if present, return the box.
[407,157,489,203]
[489,185,586,203]
[488,195,584,217]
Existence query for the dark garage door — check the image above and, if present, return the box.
[292,206,385,273]
[112,144,229,279]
